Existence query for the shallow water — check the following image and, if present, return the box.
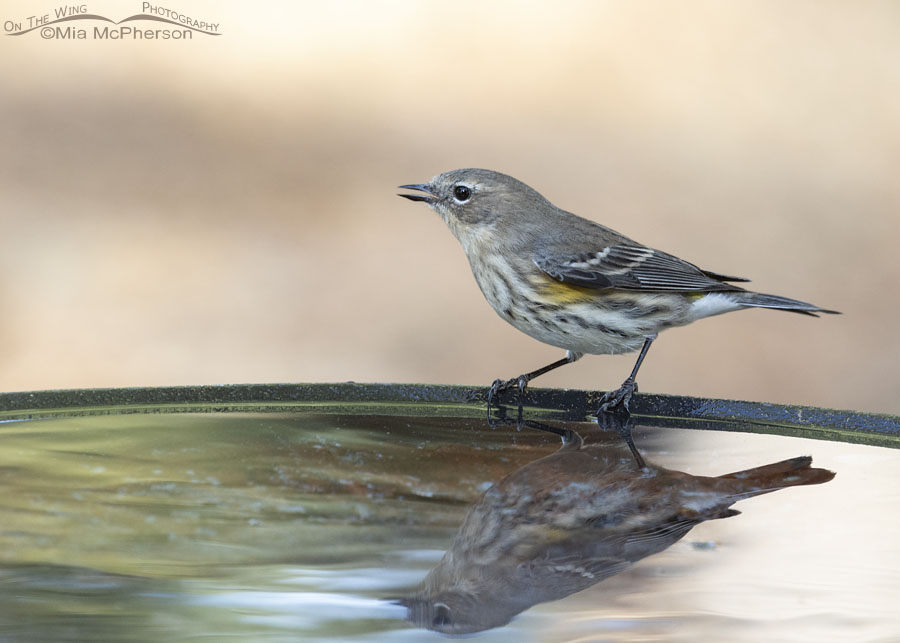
[0,411,897,641]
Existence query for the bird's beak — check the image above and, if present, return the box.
[398,183,437,203]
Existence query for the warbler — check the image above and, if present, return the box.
[399,169,839,413]
[401,419,835,634]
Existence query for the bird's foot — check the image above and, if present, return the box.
[487,374,531,410]
[486,401,523,430]
[595,411,646,469]
[596,378,638,416]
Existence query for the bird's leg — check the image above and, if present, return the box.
[597,337,654,416]
[488,351,583,409]
[485,414,583,450]
[596,412,646,469]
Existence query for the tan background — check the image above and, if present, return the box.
[1,1,897,414]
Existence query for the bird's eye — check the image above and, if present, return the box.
[432,603,452,628]
[453,185,472,202]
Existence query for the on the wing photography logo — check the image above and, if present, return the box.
[4,3,220,40]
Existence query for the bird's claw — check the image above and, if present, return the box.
[597,378,638,416]
[595,393,646,468]
[487,378,504,409]
[487,374,531,411]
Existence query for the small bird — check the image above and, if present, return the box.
[399,169,839,414]
[401,420,835,634]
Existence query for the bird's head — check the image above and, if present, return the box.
[398,587,521,635]
[399,168,550,243]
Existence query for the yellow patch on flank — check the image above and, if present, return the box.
[532,274,601,304]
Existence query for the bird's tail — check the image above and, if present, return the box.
[733,291,841,317]
[718,456,835,501]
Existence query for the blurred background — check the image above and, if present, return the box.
[1,1,897,414]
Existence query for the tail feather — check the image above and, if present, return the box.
[720,456,836,499]
[734,292,841,316]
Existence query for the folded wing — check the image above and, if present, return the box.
[534,244,749,292]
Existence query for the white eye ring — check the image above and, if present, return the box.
[453,185,472,202]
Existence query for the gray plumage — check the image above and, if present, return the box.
[401,426,835,634]
[399,168,839,408]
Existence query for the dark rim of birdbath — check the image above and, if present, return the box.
[0,383,897,449]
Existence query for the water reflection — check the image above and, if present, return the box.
[402,417,835,635]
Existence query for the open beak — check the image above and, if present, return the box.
[398,183,437,203]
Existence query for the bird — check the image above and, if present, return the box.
[398,169,839,414]
[400,419,835,634]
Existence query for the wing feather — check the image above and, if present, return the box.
[534,244,747,292]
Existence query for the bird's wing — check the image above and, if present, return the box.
[533,243,748,292]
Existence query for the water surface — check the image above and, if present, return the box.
[0,411,897,641]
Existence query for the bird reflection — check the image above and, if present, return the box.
[401,417,835,635]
